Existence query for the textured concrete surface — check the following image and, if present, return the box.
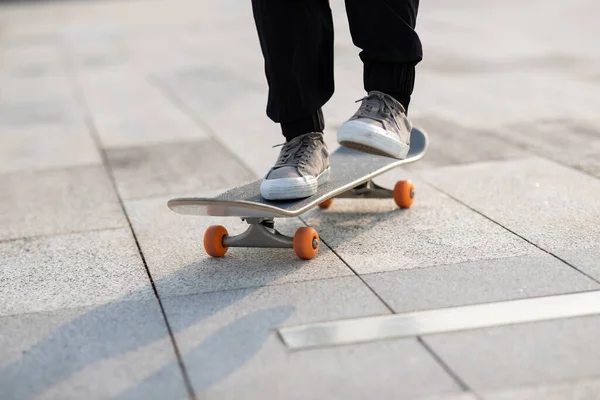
[407,116,530,171]
[0,98,85,127]
[0,300,183,400]
[0,166,126,241]
[125,195,354,297]
[420,158,600,253]
[160,277,462,399]
[424,315,600,391]
[1,75,75,105]
[0,74,84,128]
[0,44,64,77]
[481,377,600,400]
[76,68,210,148]
[417,395,477,400]
[0,125,100,174]
[0,228,153,316]
[496,118,600,178]
[303,179,538,274]
[107,138,255,200]
[156,69,282,177]
[2,0,600,398]
[364,254,600,313]
[554,246,600,283]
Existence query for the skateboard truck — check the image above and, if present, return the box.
[204,218,320,260]
[223,218,293,249]
[337,181,396,199]
[318,179,415,209]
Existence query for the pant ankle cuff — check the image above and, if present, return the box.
[281,109,325,140]
[364,62,415,110]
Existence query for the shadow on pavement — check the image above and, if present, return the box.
[115,306,294,399]
[0,257,297,400]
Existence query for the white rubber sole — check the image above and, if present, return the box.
[260,166,331,201]
[337,119,410,159]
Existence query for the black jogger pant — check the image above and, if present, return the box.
[251,0,422,140]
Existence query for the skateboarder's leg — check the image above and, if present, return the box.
[251,0,334,141]
[252,0,333,200]
[337,0,423,159]
[345,0,422,110]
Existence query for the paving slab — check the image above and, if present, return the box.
[413,69,600,127]
[157,59,358,177]
[127,13,264,77]
[149,277,463,399]
[0,99,86,128]
[0,228,154,316]
[106,138,255,200]
[0,166,126,241]
[65,38,128,70]
[481,377,600,400]
[419,158,600,253]
[0,75,74,105]
[363,254,599,313]
[0,76,84,128]
[0,125,100,174]
[416,395,477,400]
[406,116,530,170]
[0,43,63,78]
[0,300,184,400]
[126,33,205,74]
[76,68,209,148]
[423,315,600,391]
[410,0,600,124]
[302,178,538,274]
[149,3,363,171]
[124,194,354,297]
[497,118,600,178]
[555,246,600,282]
[155,67,282,177]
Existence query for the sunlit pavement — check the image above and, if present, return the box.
[2,0,600,398]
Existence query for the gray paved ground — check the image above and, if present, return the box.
[1,0,600,399]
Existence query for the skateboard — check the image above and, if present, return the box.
[168,127,428,260]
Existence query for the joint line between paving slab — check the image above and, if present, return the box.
[299,216,395,314]
[147,75,260,179]
[420,177,600,286]
[417,337,478,397]
[297,215,479,394]
[60,51,197,400]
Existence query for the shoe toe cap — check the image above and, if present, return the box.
[266,166,302,180]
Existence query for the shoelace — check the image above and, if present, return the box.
[356,92,405,130]
[272,133,323,169]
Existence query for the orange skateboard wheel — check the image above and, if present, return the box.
[293,227,320,260]
[203,225,229,257]
[393,180,415,209]
[318,198,334,209]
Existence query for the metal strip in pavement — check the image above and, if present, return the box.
[278,290,600,351]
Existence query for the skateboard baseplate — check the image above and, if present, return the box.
[168,127,428,260]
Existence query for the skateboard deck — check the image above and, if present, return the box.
[168,127,428,219]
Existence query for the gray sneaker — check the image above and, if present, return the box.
[260,132,330,200]
[337,91,412,159]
